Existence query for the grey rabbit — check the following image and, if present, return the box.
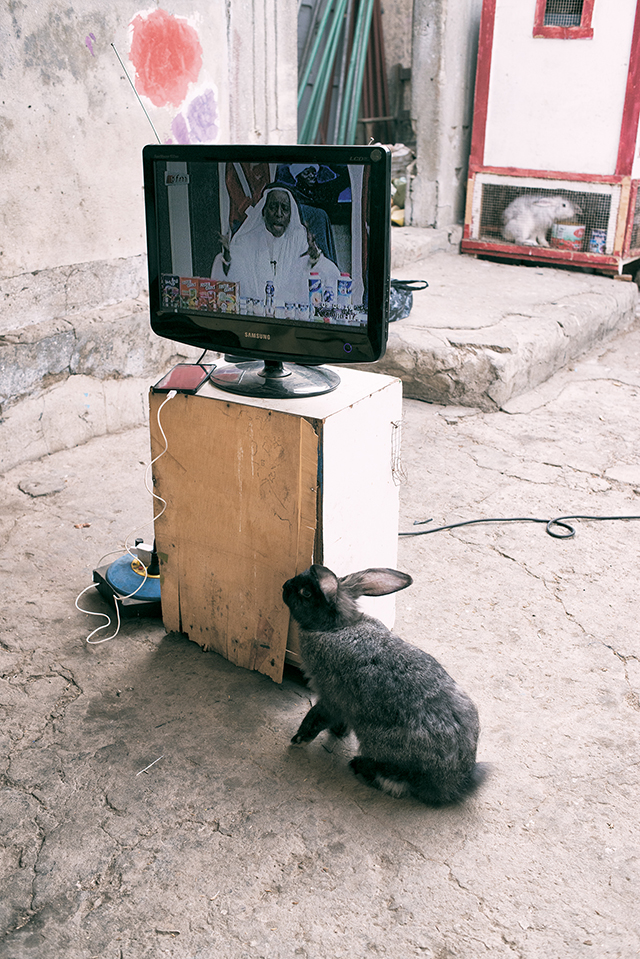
[502,193,581,247]
[283,565,487,806]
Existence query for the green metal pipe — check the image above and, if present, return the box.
[331,0,355,143]
[336,0,370,143]
[345,0,376,143]
[298,0,336,107]
[298,0,325,86]
[300,0,348,142]
[304,0,348,141]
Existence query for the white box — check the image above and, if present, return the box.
[149,367,403,682]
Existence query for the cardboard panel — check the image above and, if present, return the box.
[149,391,318,682]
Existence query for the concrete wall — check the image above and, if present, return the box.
[408,0,482,229]
[0,1,297,283]
[0,0,480,471]
[0,1,297,472]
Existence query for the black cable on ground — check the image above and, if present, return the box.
[399,514,640,541]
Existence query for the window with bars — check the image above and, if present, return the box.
[545,0,584,26]
[533,0,595,38]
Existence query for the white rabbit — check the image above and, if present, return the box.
[283,565,488,806]
[501,194,581,247]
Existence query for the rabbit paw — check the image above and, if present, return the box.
[290,732,310,746]
[291,702,332,744]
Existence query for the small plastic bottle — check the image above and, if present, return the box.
[308,272,322,316]
[337,273,352,309]
[264,280,275,317]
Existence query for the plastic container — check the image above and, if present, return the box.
[309,272,322,316]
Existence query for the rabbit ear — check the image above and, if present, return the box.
[531,196,561,209]
[340,568,413,597]
[310,565,340,603]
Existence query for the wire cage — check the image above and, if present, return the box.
[627,185,640,253]
[462,172,636,273]
[469,174,620,253]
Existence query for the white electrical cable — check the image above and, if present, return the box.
[75,582,123,645]
[76,390,177,644]
[125,390,176,549]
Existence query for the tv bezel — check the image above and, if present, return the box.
[142,143,391,369]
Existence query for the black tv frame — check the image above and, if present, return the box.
[142,144,391,396]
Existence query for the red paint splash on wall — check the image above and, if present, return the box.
[129,9,203,108]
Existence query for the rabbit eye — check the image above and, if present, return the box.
[299,587,312,598]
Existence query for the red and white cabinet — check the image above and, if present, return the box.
[462,0,640,275]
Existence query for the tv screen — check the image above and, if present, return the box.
[142,144,391,397]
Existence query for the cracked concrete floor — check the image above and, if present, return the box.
[1,318,640,959]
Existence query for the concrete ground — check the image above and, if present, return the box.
[1,302,640,958]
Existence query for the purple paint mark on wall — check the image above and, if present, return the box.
[85,33,97,56]
[186,89,219,143]
[171,112,190,145]
[169,87,219,145]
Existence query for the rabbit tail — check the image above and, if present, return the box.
[350,757,490,806]
[409,761,490,806]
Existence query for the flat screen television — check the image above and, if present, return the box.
[142,143,391,397]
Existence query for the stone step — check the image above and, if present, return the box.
[1,231,635,471]
[355,249,637,411]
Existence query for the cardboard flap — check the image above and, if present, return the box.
[150,392,318,682]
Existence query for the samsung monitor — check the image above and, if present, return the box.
[142,143,391,398]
